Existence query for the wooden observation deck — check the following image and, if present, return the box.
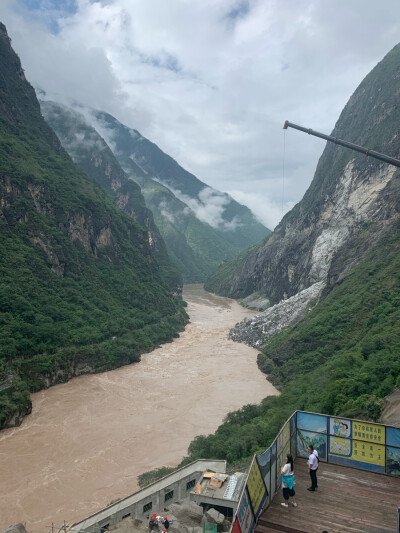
[255,458,400,533]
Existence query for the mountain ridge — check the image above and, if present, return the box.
[39,100,182,291]
[182,43,400,466]
[0,22,187,428]
[81,107,271,281]
[206,43,400,307]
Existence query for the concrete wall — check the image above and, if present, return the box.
[190,493,237,515]
[70,460,226,533]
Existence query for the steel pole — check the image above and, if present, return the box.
[283,120,400,168]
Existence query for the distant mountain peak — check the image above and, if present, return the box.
[42,102,271,282]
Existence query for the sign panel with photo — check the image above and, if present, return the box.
[328,417,385,472]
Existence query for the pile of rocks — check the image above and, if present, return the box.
[230,281,325,348]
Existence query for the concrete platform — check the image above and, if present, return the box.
[255,458,400,533]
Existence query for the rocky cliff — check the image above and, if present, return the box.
[207,43,400,346]
[39,101,241,282]
[0,23,187,428]
[40,100,182,291]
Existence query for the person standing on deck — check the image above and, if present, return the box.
[280,454,297,508]
[307,444,319,491]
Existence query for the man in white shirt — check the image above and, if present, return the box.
[307,444,319,491]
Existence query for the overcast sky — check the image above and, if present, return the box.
[1,0,400,229]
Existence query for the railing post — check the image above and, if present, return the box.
[397,506,400,532]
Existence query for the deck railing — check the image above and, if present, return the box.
[230,410,400,533]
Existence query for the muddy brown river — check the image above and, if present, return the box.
[0,285,278,532]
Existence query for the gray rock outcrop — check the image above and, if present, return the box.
[381,388,400,426]
[107,501,231,533]
[208,43,400,349]
[230,281,325,348]
[167,500,204,529]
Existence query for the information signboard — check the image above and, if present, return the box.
[247,458,268,518]
[328,417,385,472]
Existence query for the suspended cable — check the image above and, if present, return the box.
[282,129,286,217]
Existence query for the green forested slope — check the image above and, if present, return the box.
[185,220,400,464]
[40,101,258,282]
[40,100,182,291]
[141,178,240,281]
[0,24,187,427]
[89,110,270,281]
[204,237,269,294]
[93,110,270,250]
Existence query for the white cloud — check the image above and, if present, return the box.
[1,0,400,227]
[162,184,240,231]
[159,200,176,224]
[227,189,294,230]
[40,101,109,157]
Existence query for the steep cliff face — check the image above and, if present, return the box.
[207,43,400,314]
[40,101,182,291]
[0,23,187,428]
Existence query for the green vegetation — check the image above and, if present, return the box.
[0,218,187,387]
[183,221,400,465]
[40,101,182,291]
[137,465,177,488]
[0,23,187,426]
[90,110,270,282]
[0,375,31,426]
[204,43,400,302]
[204,238,269,294]
[143,181,240,282]
[127,171,241,283]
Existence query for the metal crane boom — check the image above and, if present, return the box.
[283,120,400,168]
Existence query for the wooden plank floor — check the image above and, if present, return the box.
[255,458,400,533]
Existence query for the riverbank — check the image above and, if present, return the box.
[0,285,278,532]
